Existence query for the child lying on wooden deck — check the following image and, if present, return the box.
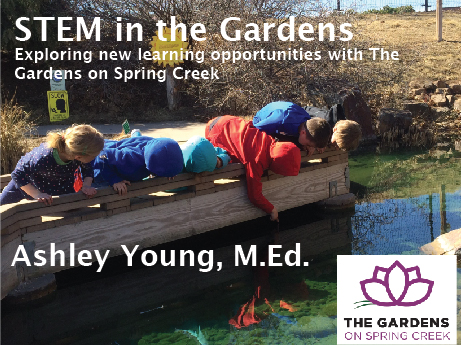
[205,115,302,222]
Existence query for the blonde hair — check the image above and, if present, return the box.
[47,124,104,158]
[334,120,362,151]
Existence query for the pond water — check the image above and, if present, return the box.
[1,148,460,345]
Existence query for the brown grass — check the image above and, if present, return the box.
[353,10,461,105]
[0,96,37,174]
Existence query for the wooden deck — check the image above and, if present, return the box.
[1,215,351,344]
[1,147,349,299]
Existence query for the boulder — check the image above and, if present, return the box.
[409,80,423,88]
[338,88,374,138]
[431,94,447,107]
[435,88,453,95]
[423,81,436,90]
[411,88,426,97]
[436,80,448,88]
[454,99,461,111]
[377,108,413,134]
[402,102,430,117]
[431,107,451,116]
[452,84,461,94]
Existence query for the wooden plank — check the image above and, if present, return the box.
[299,164,317,173]
[189,166,339,234]
[22,199,193,276]
[268,173,284,180]
[327,152,348,164]
[100,199,131,211]
[190,182,215,192]
[326,162,349,196]
[263,167,330,212]
[213,178,240,192]
[1,213,22,230]
[200,162,244,176]
[81,210,107,221]
[0,179,197,225]
[0,174,11,183]
[0,172,197,221]
[1,230,22,246]
[1,222,20,236]
[232,179,246,188]
[0,174,11,190]
[195,187,216,197]
[174,191,195,201]
[106,206,129,217]
[27,221,56,234]
[54,215,83,228]
[1,238,22,299]
[137,191,176,206]
[199,168,246,183]
[19,217,42,229]
[190,186,265,234]
[0,163,243,221]
[129,198,153,211]
[300,148,340,163]
[0,178,192,223]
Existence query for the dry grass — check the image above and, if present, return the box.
[1,96,37,174]
[353,10,461,101]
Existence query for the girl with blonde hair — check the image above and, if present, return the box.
[1,124,104,205]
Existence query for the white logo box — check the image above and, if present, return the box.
[337,255,457,345]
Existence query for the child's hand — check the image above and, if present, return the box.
[81,186,97,198]
[35,192,53,206]
[317,147,326,154]
[270,208,279,222]
[304,146,316,157]
[113,180,131,195]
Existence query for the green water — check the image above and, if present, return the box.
[1,148,460,345]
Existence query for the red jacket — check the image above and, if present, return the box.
[206,116,300,214]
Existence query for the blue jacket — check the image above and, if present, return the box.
[253,101,311,137]
[93,137,183,185]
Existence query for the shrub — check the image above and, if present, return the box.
[364,5,415,14]
[1,96,36,174]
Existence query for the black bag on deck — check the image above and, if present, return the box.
[303,104,346,128]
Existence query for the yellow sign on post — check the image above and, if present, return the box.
[47,91,69,122]
[149,28,189,67]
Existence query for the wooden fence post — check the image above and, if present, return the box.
[436,0,442,42]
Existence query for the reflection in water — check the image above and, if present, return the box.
[2,207,350,345]
[350,148,461,255]
[352,189,461,255]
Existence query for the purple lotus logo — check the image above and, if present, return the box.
[359,261,434,307]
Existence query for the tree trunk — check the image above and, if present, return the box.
[166,66,179,111]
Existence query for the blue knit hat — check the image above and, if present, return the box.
[144,138,184,177]
[181,136,229,173]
